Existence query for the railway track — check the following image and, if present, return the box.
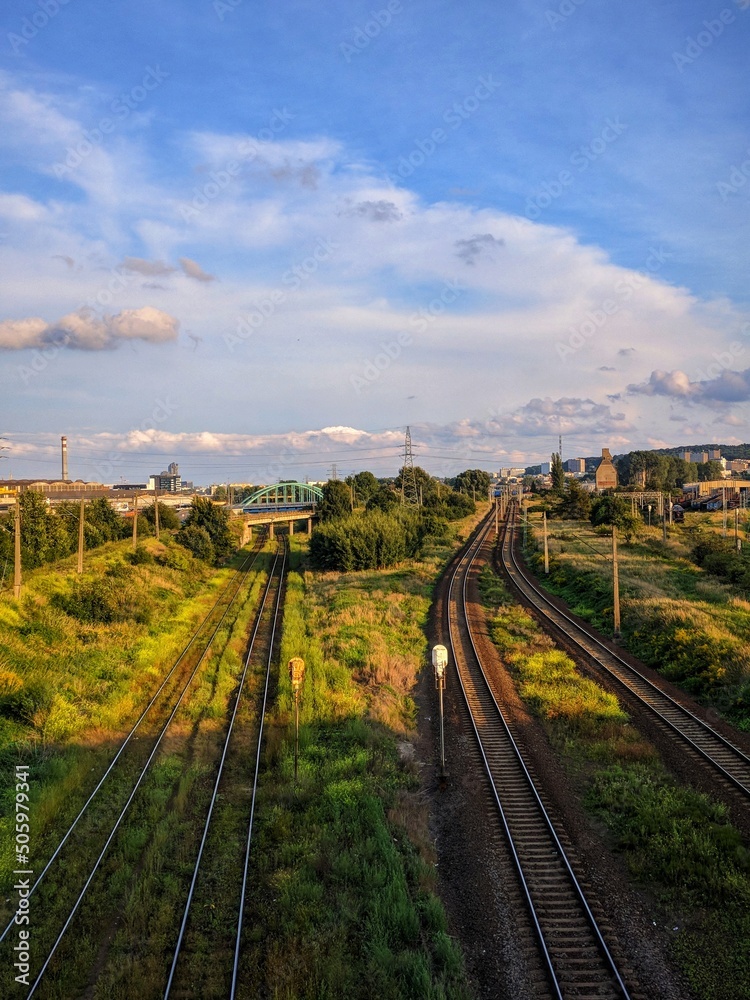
[165,538,286,998]
[447,516,631,1000]
[500,508,750,799]
[0,534,269,951]
[1,536,279,997]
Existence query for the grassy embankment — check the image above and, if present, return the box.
[0,533,259,899]
[234,513,488,1000]
[479,562,750,1000]
[523,514,750,730]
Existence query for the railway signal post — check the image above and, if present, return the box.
[432,645,448,777]
[289,657,305,782]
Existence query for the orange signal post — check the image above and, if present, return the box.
[289,657,306,782]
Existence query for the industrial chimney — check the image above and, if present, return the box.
[61,435,69,481]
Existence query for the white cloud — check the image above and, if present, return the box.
[0,307,179,351]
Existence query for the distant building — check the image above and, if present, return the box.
[540,462,551,475]
[595,449,618,491]
[500,467,526,479]
[148,470,180,492]
[565,458,586,474]
[680,449,722,464]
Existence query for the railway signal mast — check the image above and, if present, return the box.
[432,645,448,777]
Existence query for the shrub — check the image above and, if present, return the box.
[176,524,215,564]
[53,576,153,624]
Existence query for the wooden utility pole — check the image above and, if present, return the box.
[612,525,621,640]
[543,510,549,575]
[13,497,21,600]
[662,509,667,547]
[723,488,727,537]
[154,489,160,541]
[289,658,305,783]
[77,498,85,573]
[132,493,139,551]
[494,496,499,536]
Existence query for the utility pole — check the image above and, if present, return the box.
[13,496,21,600]
[543,510,549,575]
[154,489,160,541]
[494,495,499,536]
[77,498,85,574]
[612,525,621,640]
[736,508,741,552]
[722,488,727,537]
[132,493,139,551]
[662,508,667,547]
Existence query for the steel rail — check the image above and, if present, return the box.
[230,537,287,999]
[23,538,271,997]
[0,534,267,947]
[164,539,286,997]
[502,509,750,798]
[447,515,630,999]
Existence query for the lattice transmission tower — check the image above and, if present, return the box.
[400,426,420,506]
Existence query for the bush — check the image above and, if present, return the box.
[310,510,423,571]
[128,544,154,565]
[53,576,153,624]
[176,524,215,564]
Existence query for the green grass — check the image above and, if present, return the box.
[524,516,750,729]
[237,517,490,999]
[479,561,750,1000]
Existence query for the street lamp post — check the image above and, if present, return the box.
[432,645,448,777]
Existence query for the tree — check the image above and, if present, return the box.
[318,479,353,521]
[697,460,724,482]
[179,497,233,562]
[555,479,591,520]
[346,470,379,506]
[394,465,437,506]
[366,484,399,513]
[590,495,640,542]
[176,525,215,563]
[453,469,491,498]
[87,497,129,542]
[142,502,181,531]
[550,452,565,494]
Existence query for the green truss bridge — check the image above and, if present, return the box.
[234,482,323,512]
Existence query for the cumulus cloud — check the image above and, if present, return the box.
[454,233,504,265]
[0,306,179,351]
[627,367,750,403]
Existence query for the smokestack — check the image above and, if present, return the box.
[61,436,68,481]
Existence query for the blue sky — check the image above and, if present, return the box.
[1,0,749,482]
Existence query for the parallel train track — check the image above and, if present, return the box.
[500,508,750,799]
[447,516,631,1000]
[1,534,283,997]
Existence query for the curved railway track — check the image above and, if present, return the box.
[2,536,279,997]
[500,508,750,799]
[447,515,631,1000]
